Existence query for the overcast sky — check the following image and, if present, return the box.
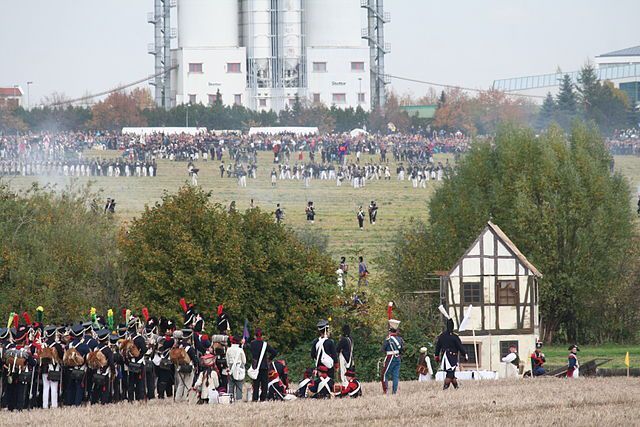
[1,0,638,105]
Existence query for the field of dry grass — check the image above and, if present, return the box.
[1,378,639,426]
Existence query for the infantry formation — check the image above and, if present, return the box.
[0,300,585,412]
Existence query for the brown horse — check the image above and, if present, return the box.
[86,349,108,370]
[169,347,191,366]
[63,347,84,367]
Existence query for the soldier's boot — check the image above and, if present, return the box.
[452,378,459,389]
[443,378,451,390]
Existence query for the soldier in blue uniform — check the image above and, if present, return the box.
[5,325,36,411]
[90,329,114,404]
[82,321,99,403]
[435,319,468,390]
[64,324,89,406]
[126,317,147,401]
[381,319,404,395]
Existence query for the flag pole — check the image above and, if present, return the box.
[472,327,480,375]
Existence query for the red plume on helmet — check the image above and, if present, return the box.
[122,308,128,322]
[179,298,188,313]
[22,312,32,326]
[387,301,394,320]
[13,313,19,329]
[142,307,150,322]
[217,304,224,317]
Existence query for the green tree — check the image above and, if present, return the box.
[0,182,121,323]
[385,124,637,344]
[556,74,578,130]
[536,92,556,130]
[119,186,338,350]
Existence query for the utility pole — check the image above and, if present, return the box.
[26,81,33,110]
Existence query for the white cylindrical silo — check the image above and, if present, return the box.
[305,0,362,47]
[282,0,302,87]
[243,0,272,88]
[178,0,239,48]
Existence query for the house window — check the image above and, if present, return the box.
[208,94,216,106]
[234,94,242,105]
[497,280,518,305]
[332,93,346,104]
[313,62,327,72]
[188,94,196,105]
[188,63,203,73]
[312,93,321,103]
[227,62,241,73]
[500,341,519,358]
[358,92,365,103]
[462,282,482,304]
[351,61,365,72]
[462,343,480,365]
[259,98,267,107]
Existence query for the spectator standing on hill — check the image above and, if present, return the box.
[358,256,369,287]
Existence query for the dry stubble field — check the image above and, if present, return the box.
[1,378,639,426]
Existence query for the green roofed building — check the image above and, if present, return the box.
[400,105,437,120]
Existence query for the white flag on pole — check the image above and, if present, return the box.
[458,305,473,332]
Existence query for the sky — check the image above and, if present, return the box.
[1,0,638,106]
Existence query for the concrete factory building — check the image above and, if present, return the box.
[166,0,384,112]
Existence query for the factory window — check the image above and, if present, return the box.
[462,282,482,304]
[332,93,346,104]
[497,280,518,305]
[188,94,197,105]
[188,63,203,73]
[312,93,321,104]
[351,61,365,72]
[227,62,241,73]
[313,62,327,73]
[259,98,267,107]
[358,92,366,103]
[234,94,242,105]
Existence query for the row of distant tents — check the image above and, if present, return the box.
[121,127,370,137]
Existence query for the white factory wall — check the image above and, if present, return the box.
[173,47,247,107]
[305,0,364,48]
[177,0,239,48]
[306,47,370,109]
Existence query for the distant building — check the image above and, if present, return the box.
[0,87,23,109]
[169,0,371,112]
[595,45,640,106]
[440,222,542,375]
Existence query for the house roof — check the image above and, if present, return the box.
[487,221,542,278]
[0,87,23,97]
[598,45,640,58]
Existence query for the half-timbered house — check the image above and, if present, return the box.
[440,221,542,375]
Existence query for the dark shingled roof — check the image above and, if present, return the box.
[598,46,640,58]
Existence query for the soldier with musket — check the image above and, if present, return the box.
[154,318,176,399]
[4,322,36,411]
[434,318,468,390]
[64,324,89,406]
[89,329,114,404]
[142,311,159,400]
[124,316,147,401]
[40,325,64,409]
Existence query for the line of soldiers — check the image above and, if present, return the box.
[0,302,366,412]
[0,158,158,178]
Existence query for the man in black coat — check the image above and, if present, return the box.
[434,319,468,390]
[336,324,353,386]
[249,329,277,402]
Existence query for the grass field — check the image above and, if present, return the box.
[2,378,639,426]
[544,344,640,369]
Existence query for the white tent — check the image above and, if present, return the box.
[121,127,207,136]
[350,128,368,137]
[248,126,318,136]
